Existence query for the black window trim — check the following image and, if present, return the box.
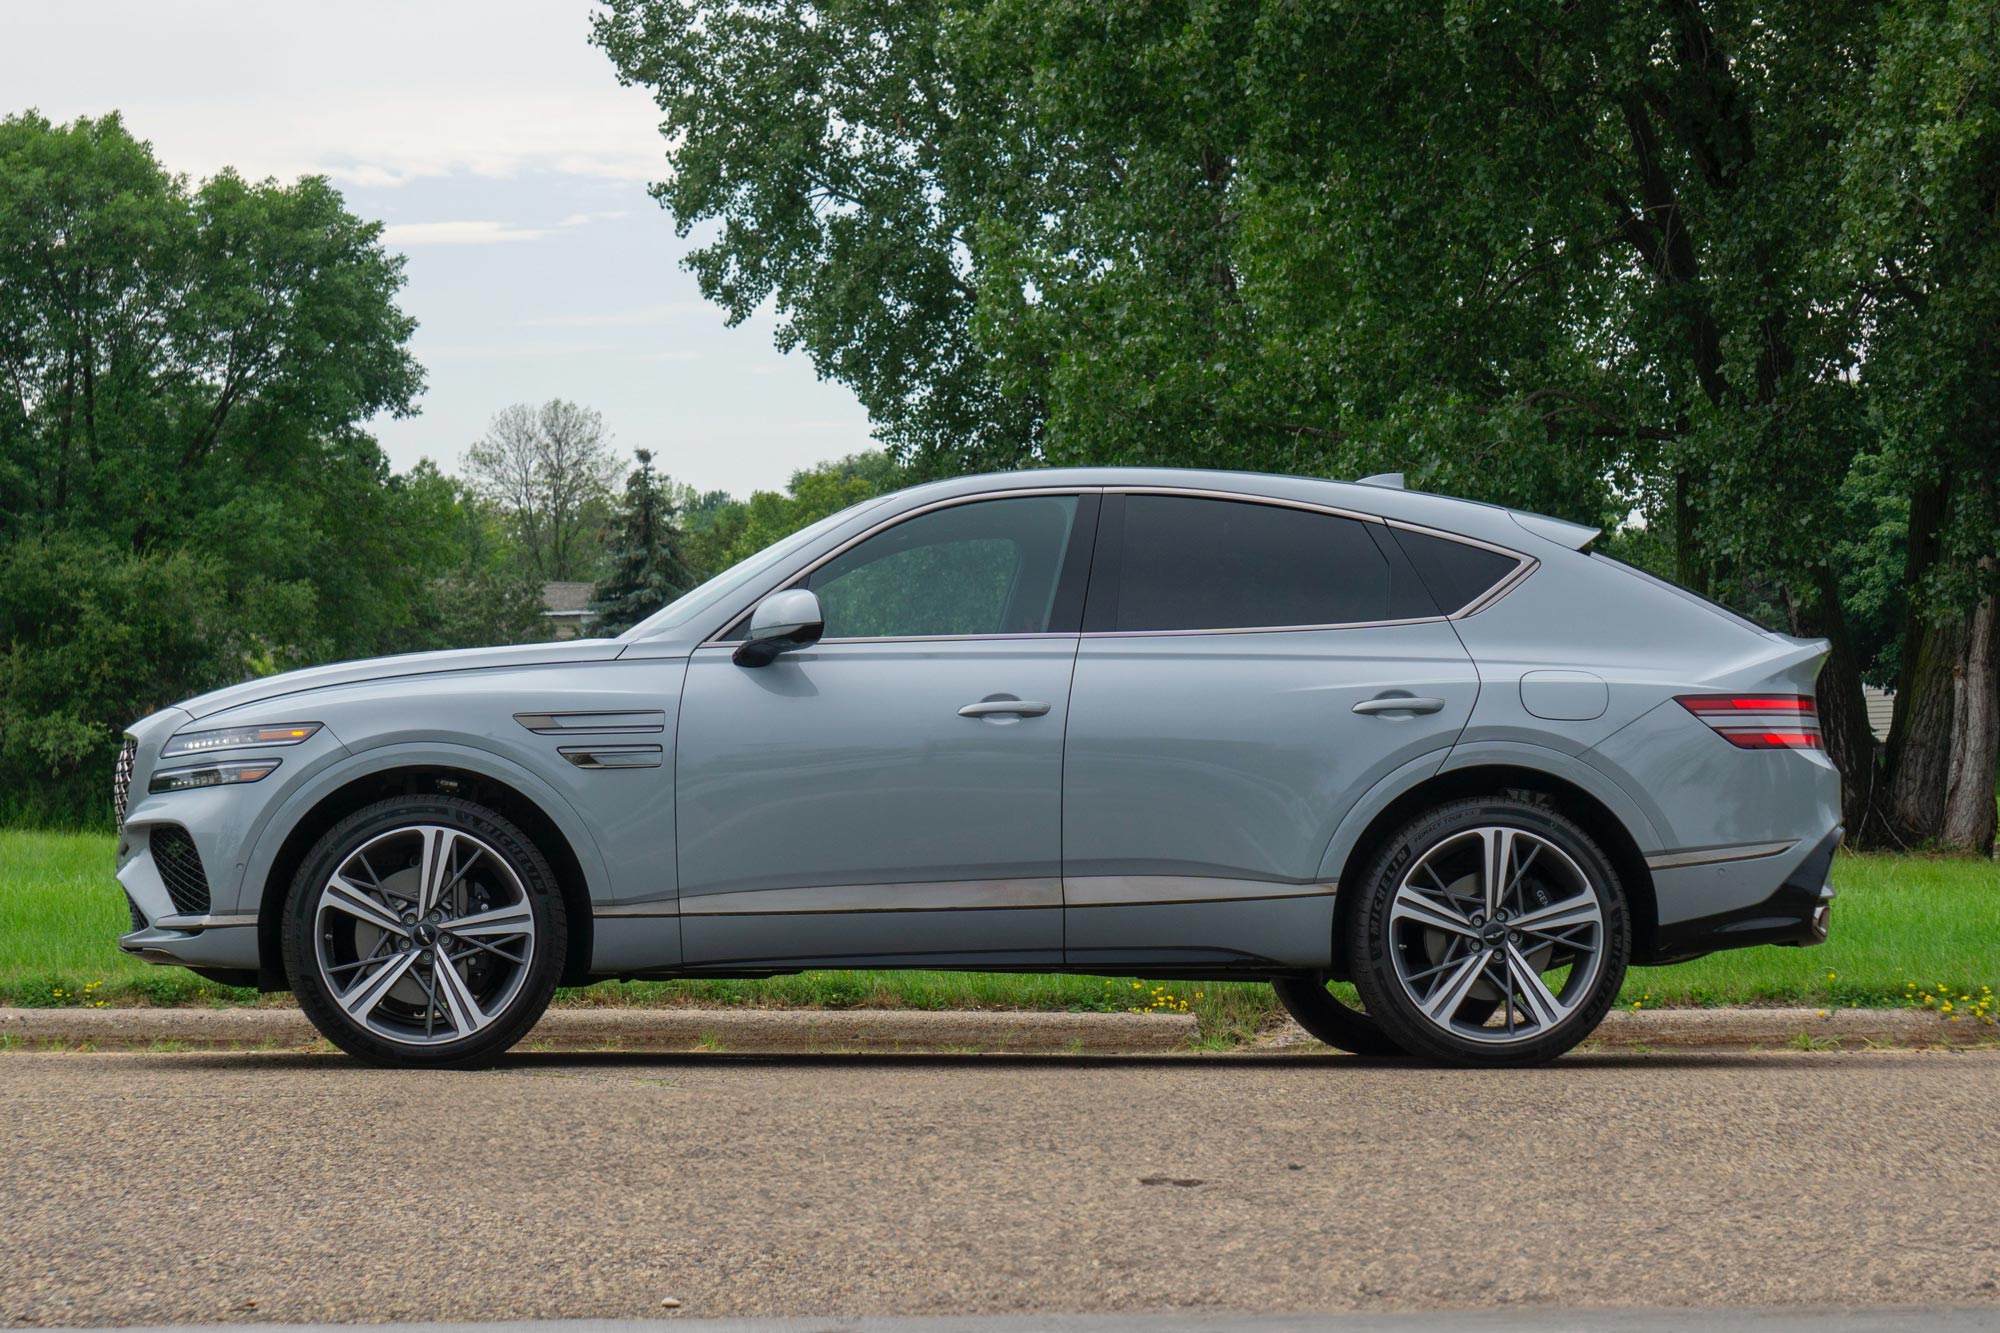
[701,488,1103,647]
[1077,486,1537,638]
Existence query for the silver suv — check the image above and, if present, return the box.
[111,469,1841,1067]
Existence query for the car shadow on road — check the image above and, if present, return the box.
[94,1045,1963,1075]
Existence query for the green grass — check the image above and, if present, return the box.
[2,831,1992,1031]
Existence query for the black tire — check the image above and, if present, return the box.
[1271,976,1410,1057]
[1346,795,1628,1067]
[283,795,567,1069]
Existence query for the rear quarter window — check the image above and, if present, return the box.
[1390,528,1525,614]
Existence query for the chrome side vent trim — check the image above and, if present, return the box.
[559,745,665,770]
[515,710,666,735]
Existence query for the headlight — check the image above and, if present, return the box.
[161,722,321,758]
[148,759,282,794]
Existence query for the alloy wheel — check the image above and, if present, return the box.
[312,825,538,1047]
[1387,825,1606,1045]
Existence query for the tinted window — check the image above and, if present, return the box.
[1391,528,1522,613]
[804,496,1080,638]
[1096,495,1427,632]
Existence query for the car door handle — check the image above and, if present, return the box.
[958,699,1052,718]
[1352,695,1447,715]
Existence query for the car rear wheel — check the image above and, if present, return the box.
[1270,976,1409,1056]
[283,795,567,1068]
[1346,796,1628,1066]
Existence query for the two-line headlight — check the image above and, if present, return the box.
[149,760,283,794]
[160,722,322,758]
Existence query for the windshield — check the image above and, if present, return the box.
[618,496,892,641]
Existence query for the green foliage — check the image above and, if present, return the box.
[592,449,696,634]
[0,112,533,824]
[683,450,895,580]
[597,0,2000,846]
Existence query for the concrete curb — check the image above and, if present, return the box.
[0,1003,1987,1054]
[0,1005,1200,1054]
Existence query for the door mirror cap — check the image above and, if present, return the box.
[732,589,825,667]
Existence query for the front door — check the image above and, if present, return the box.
[676,492,1097,969]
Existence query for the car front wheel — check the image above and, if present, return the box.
[1346,796,1628,1066]
[283,795,567,1068]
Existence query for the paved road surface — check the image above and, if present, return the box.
[4,1049,1997,1326]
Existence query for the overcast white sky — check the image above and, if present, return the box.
[1,0,877,496]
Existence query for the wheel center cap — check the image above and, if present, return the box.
[412,922,440,947]
[1482,924,1508,946]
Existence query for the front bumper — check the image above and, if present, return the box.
[1645,825,1841,964]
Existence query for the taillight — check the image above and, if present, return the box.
[1676,695,1822,749]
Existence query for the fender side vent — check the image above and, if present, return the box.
[150,825,211,917]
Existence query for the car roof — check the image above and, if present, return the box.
[880,467,1598,552]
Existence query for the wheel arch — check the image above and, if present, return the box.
[1323,759,1659,975]
[251,751,602,992]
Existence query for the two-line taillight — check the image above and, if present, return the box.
[1675,695,1823,749]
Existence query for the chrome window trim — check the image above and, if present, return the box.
[701,486,1100,648]
[698,482,1539,647]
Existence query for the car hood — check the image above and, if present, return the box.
[175,640,629,720]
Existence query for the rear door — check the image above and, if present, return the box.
[1061,491,1481,970]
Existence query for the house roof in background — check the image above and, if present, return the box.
[541,581,595,616]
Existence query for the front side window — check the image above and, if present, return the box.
[1091,494,1432,632]
[803,495,1082,639]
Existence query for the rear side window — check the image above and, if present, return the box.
[1089,495,1432,632]
[1391,528,1523,614]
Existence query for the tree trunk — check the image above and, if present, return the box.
[1940,572,1999,856]
[1887,614,1967,842]
[1791,564,1882,842]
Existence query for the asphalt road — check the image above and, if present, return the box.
[4,1048,1997,1326]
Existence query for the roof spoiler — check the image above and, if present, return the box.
[1356,472,1405,489]
[1510,510,1600,550]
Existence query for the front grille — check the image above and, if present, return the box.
[149,825,210,917]
[125,892,147,933]
[113,737,136,827]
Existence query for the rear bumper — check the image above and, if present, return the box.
[1642,825,1841,965]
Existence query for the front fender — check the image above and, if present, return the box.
[238,740,615,918]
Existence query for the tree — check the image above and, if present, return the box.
[462,400,622,582]
[591,449,695,634]
[0,112,532,822]
[597,2,1998,852]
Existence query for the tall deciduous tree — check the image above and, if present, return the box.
[598,1,1999,852]
[591,449,695,634]
[463,399,622,582]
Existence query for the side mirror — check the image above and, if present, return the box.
[732,588,825,667]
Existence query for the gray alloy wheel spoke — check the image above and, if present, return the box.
[336,951,419,1022]
[1422,948,1494,1022]
[1510,892,1602,936]
[314,825,535,1047]
[324,876,409,937]
[442,903,534,939]
[431,953,494,1036]
[1391,887,1478,937]
[1388,824,1605,1046]
[1477,826,1518,916]
[1504,942,1569,1028]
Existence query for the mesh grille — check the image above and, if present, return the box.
[125,892,147,933]
[149,825,210,917]
[113,737,136,827]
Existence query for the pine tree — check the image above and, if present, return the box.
[589,450,694,635]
